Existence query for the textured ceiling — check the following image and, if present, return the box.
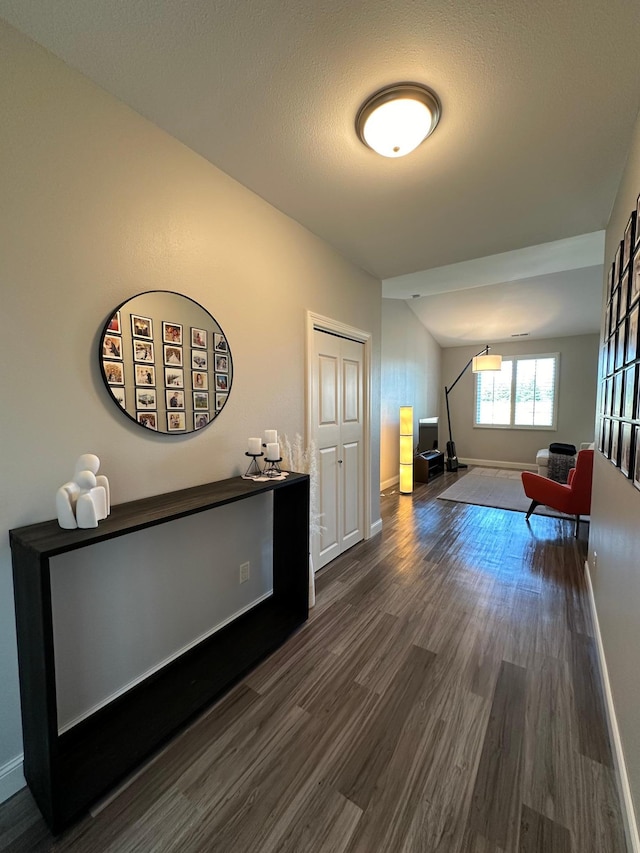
[0,0,640,345]
[2,0,640,284]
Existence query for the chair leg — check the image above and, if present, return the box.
[526,500,540,521]
[574,515,580,537]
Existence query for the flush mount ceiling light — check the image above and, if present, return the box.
[356,83,441,158]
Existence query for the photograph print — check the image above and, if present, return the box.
[104,361,124,385]
[611,420,621,467]
[624,211,636,272]
[614,240,623,285]
[613,371,623,417]
[627,305,639,364]
[167,411,186,432]
[194,412,210,430]
[616,325,626,371]
[619,271,630,323]
[635,428,640,491]
[135,364,156,386]
[166,389,185,409]
[164,345,183,366]
[163,321,183,345]
[215,354,228,372]
[623,365,636,420]
[191,350,208,370]
[632,249,640,306]
[602,418,612,459]
[165,367,184,388]
[621,422,634,478]
[604,377,613,416]
[193,391,209,410]
[215,373,228,392]
[608,337,616,375]
[191,327,207,349]
[133,340,154,363]
[112,387,126,408]
[215,392,228,411]
[214,333,228,352]
[107,311,122,334]
[598,416,606,454]
[102,335,123,360]
[192,371,208,390]
[137,411,158,431]
[131,314,153,339]
[136,388,157,410]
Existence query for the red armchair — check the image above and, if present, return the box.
[521,449,594,537]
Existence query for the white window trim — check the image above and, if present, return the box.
[473,352,560,431]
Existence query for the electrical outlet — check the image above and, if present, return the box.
[239,561,250,584]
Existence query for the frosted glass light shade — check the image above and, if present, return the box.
[399,405,414,437]
[400,434,414,464]
[472,354,502,372]
[399,465,414,494]
[399,405,414,494]
[356,84,441,159]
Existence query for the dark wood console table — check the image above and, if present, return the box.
[10,472,309,833]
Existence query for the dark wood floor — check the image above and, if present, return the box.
[0,470,627,852]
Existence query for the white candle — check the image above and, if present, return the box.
[266,442,280,461]
[248,437,262,455]
[264,429,278,445]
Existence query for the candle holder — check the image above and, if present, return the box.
[262,456,283,478]
[244,451,264,479]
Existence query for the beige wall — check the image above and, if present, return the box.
[0,21,381,796]
[589,105,640,830]
[380,299,441,487]
[440,335,599,466]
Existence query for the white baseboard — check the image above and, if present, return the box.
[0,754,25,804]
[460,458,537,471]
[380,475,399,491]
[368,518,383,538]
[584,560,640,853]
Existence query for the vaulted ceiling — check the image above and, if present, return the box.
[3,0,640,341]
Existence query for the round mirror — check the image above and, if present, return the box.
[99,291,233,434]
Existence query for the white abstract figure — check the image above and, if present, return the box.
[75,453,110,514]
[56,454,111,529]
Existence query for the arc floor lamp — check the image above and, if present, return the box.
[444,345,502,472]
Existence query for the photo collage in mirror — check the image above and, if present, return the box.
[101,292,231,435]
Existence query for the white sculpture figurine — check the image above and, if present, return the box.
[56,454,111,529]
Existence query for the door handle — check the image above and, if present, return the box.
[338,459,343,464]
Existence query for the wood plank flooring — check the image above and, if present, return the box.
[0,469,627,852]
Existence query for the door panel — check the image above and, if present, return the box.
[319,355,338,425]
[319,445,339,562]
[342,440,361,546]
[343,359,360,423]
[311,330,364,570]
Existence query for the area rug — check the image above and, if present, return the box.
[437,467,580,520]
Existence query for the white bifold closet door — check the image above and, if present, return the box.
[311,329,364,570]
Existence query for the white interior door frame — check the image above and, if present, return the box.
[305,310,373,540]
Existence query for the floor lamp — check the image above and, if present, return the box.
[399,405,414,494]
[444,345,502,472]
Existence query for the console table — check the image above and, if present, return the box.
[10,472,309,833]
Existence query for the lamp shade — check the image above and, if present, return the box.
[399,405,414,494]
[356,84,441,159]
[472,354,502,372]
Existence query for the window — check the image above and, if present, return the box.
[475,354,558,429]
